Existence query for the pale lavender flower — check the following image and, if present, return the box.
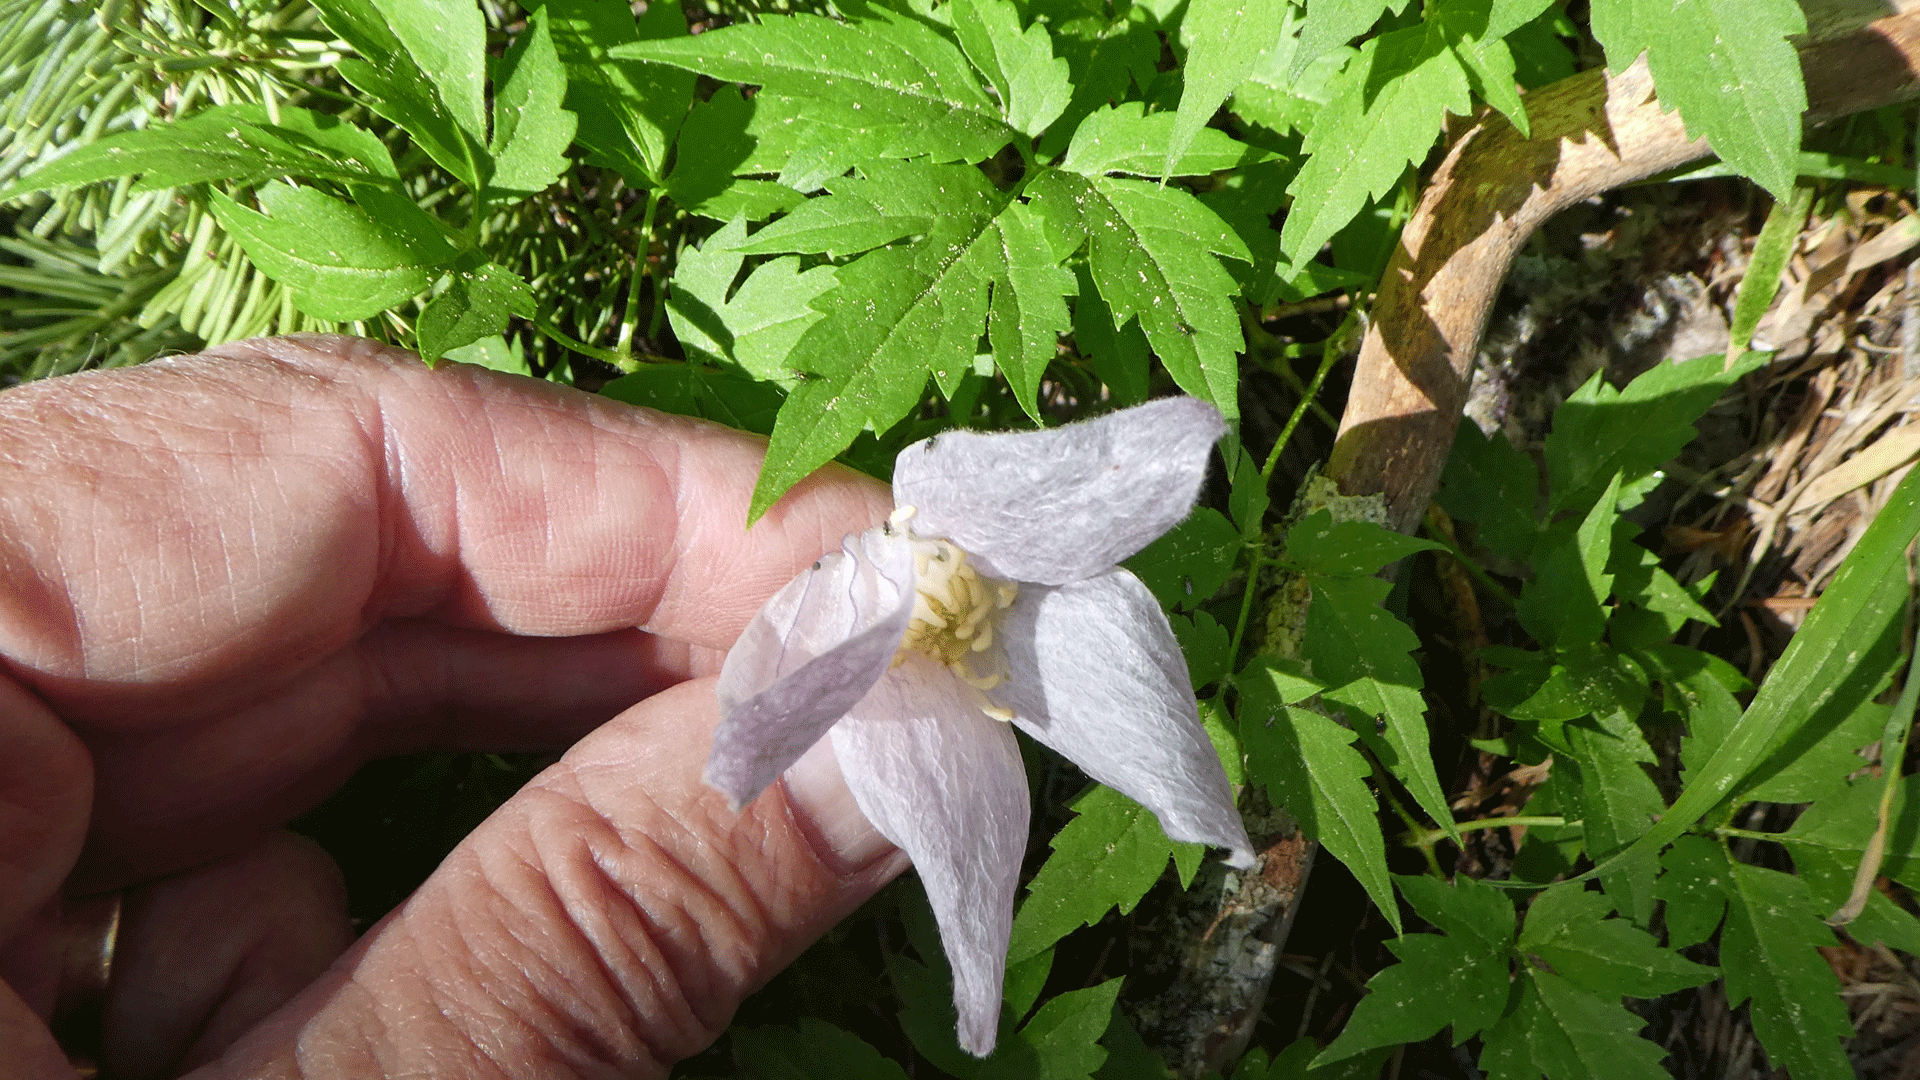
[708,397,1254,1056]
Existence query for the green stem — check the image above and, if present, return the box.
[531,314,625,367]
[1714,826,1782,843]
[615,188,664,367]
[1224,334,1346,664]
[1401,816,1575,865]
[1421,511,1520,609]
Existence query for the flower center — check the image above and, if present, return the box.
[887,507,1018,698]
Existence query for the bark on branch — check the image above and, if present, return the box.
[1326,10,1920,533]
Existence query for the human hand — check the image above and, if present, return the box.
[0,335,908,1079]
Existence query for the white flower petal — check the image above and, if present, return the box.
[706,529,915,808]
[830,656,1028,1057]
[891,397,1225,585]
[991,569,1253,868]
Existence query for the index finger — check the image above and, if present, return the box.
[0,334,892,720]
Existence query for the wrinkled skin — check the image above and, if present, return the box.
[0,335,907,1079]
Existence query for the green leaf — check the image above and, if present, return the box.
[1071,267,1150,406]
[208,182,457,321]
[1319,875,1513,1065]
[1744,697,1886,805]
[1003,949,1054,1023]
[1286,511,1441,576]
[0,105,385,198]
[734,1018,910,1080]
[1728,184,1813,353]
[487,10,577,199]
[1609,539,1717,634]
[950,0,1072,137]
[1170,611,1233,691]
[1545,351,1763,514]
[1653,835,1727,950]
[985,201,1076,421]
[416,262,536,363]
[1429,0,1532,136]
[1232,10,1353,140]
[735,195,934,259]
[1316,926,1511,1063]
[1229,448,1270,537]
[1167,0,1287,178]
[748,163,1008,518]
[667,217,837,386]
[1124,506,1242,607]
[1789,842,1920,956]
[442,335,529,374]
[664,88,809,221]
[1008,785,1196,963]
[1519,884,1715,997]
[979,979,1123,1080]
[1636,644,1744,784]
[1437,419,1539,562]
[1515,474,1621,650]
[1239,655,1327,706]
[544,0,695,186]
[1602,465,1920,877]
[1280,22,1471,263]
[1784,777,1920,888]
[1290,0,1395,80]
[1028,170,1248,418]
[309,0,488,188]
[616,13,1012,167]
[1303,574,1423,689]
[1720,858,1853,1080]
[1332,677,1456,842]
[1478,969,1674,1080]
[1040,7,1166,159]
[1240,694,1398,931]
[1565,724,1663,924]
[1591,0,1806,199]
[1062,103,1272,178]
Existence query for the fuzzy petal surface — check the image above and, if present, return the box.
[707,529,914,807]
[829,656,1027,1056]
[890,396,1225,585]
[992,568,1253,867]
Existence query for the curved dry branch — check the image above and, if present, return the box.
[1326,11,1920,533]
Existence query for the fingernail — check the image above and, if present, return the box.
[780,739,900,876]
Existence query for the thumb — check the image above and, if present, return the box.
[195,678,906,1079]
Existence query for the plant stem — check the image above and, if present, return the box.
[1420,508,1520,609]
[1225,330,1347,664]
[531,314,625,367]
[614,188,663,370]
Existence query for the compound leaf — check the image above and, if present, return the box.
[209,182,456,321]
[1007,785,1198,964]
[0,104,385,198]
[488,9,578,199]
[416,262,535,363]
[1280,21,1470,263]
[616,13,1012,167]
[1591,0,1806,199]
[544,0,695,186]
[1720,858,1853,1080]
[1478,969,1673,1080]
[1240,691,1398,931]
[1519,884,1715,998]
[951,0,1072,137]
[1168,0,1287,178]
[1028,170,1248,418]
